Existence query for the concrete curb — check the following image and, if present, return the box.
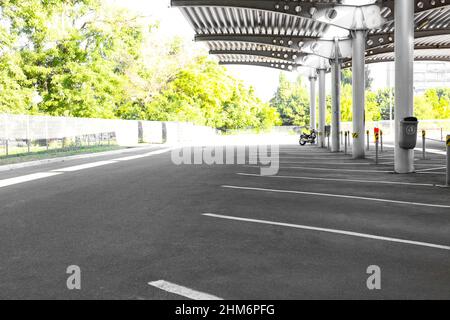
[0,144,170,172]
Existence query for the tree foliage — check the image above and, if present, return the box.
[341,67,373,90]
[144,56,280,130]
[269,73,310,126]
[0,0,280,130]
[270,70,449,126]
[414,88,450,120]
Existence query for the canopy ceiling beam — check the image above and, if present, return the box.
[381,0,450,20]
[195,34,319,51]
[218,61,302,71]
[368,42,450,56]
[342,42,450,67]
[210,49,306,62]
[343,53,450,68]
[366,28,450,51]
[366,57,450,64]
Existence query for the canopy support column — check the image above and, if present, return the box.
[318,69,326,148]
[351,30,366,159]
[395,0,415,173]
[331,39,341,153]
[309,72,317,133]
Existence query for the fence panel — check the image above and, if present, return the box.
[341,120,450,141]
[0,114,220,158]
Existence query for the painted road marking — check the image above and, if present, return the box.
[417,160,449,163]
[222,185,450,209]
[383,161,445,166]
[0,172,63,189]
[381,161,445,166]
[279,162,373,166]
[236,173,436,187]
[54,148,175,171]
[415,167,446,172]
[203,214,450,251]
[148,280,223,300]
[0,148,174,189]
[251,157,363,160]
[52,160,118,172]
[112,147,175,161]
[384,144,446,156]
[113,154,153,161]
[417,172,446,175]
[268,166,394,173]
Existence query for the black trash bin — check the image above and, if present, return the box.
[399,117,418,149]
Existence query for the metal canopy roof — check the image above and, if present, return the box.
[172,0,450,71]
[363,48,450,64]
[216,54,302,71]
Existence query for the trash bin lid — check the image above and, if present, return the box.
[403,117,418,122]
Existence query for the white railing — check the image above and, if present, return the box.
[341,120,450,141]
[0,114,219,156]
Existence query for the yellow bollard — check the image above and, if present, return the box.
[422,130,426,160]
[446,135,450,186]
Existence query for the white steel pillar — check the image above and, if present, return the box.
[395,0,415,173]
[309,72,317,132]
[351,30,366,159]
[318,69,326,148]
[331,40,341,152]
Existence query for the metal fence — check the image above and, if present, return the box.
[341,120,450,141]
[0,114,218,157]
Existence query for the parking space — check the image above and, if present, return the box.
[0,143,449,299]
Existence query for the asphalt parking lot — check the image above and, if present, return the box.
[0,141,449,299]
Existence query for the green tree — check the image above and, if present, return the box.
[0,0,139,118]
[376,88,395,120]
[0,52,34,114]
[270,74,310,126]
[430,88,450,119]
[366,90,381,121]
[146,56,280,130]
[341,67,373,90]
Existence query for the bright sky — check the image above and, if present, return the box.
[111,0,448,102]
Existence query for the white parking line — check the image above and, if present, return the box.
[384,144,446,156]
[203,214,450,251]
[54,148,175,171]
[148,280,223,300]
[113,154,152,161]
[236,173,436,187]
[0,172,63,189]
[279,162,373,166]
[380,162,444,167]
[417,172,446,175]
[0,148,174,189]
[274,166,394,173]
[415,167,446,172]
[52,160,118,172]
[252,157,355,160]
[222,185,450,208]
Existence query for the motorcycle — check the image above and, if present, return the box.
[299,130,317,146]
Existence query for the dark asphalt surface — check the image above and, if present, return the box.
[0,142,449,300]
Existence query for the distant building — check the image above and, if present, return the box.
[370,62,450,94]
[414,62,450,94]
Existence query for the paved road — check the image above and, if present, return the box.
[0,143,449,300]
